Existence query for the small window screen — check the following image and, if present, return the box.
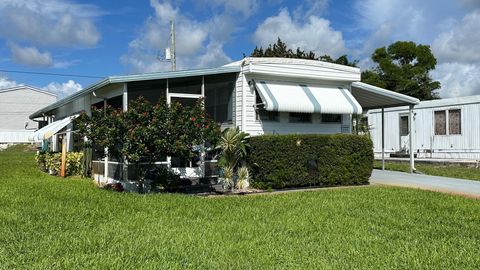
[434,111,446,135]
[257,109,279,122]
[321,114,342,123]
[169,76,202,94]
[204,73,235,123]
[107,95,123,109]
[449,109,461,135]
[399,115,409,136]
[128,80,167,103]
[289,112,312,123]
[170,97,199,108]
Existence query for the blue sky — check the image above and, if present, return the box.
[0,0,479,98]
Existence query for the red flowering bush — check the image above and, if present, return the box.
[75,97,220,192]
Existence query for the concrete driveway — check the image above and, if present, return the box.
[370,169,480,198]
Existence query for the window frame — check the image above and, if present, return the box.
[399,114,409,136]
[448,109,462,135]
[434,109,462,136]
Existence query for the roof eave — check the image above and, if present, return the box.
[29,65,241,119]
[352,82,420,105]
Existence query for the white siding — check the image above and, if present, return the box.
[234,71,352,136]
[0,130,34,143]
[368,102,480,159]
[0,88,56,143]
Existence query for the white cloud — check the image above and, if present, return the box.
[0,76,19,89]
[194,42,232,69]
[204,0,258,17]
[43,80,82,98]
[0,0,101,48]
[8,42,53,67]
[432,10,480,63]
[121,0,240,73]
[253,9,346,57]
[351,0,480,98]
[432,62,480,98]
[293,0,329,20]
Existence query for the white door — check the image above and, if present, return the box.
[399,114,410,153]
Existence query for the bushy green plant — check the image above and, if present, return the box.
[35,151,84,177]
[247,134,373,189]
[149,167,182,191]
[35,151,47,172]
[66,152,84,176]
[45,152,61,175]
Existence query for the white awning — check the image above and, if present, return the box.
[29,116,76,142]
[254,80,362,114]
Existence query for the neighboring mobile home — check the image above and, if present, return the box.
[0,86,56,144]
[29,57,419,182]
[368,95,480,160]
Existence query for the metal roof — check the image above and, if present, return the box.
[29,65,240,119]
[369,94,480,113]
[351,82,420,111]
[0,85,57,97]
[225,57,361,74]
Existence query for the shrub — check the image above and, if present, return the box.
[148,167,182,191]
[35,151,84,177]
[246,134,373,189]
[35,151,47,172]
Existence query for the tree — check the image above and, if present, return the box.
[249,38,358,67]
[75,97,220,192]
[361,41,441,100]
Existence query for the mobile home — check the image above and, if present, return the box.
[0,86,56,144]
[29,57,419,182]
[368,95,480,160]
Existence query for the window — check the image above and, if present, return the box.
[128,80,166,103]
[169,76,202,94]
[170,97,199,108]
[399,115,409,136]
[257,109,279,121]
[321,114,342,123]
[435,109,462,135]
[107,95,123,110]
[449,109,461,135]
[255,89,279,121]
[289,112,312,123]
[91,101,104,110]
[204,73,235,123]
[434,110,446,135]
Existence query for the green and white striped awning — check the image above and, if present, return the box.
[254,80,362,114]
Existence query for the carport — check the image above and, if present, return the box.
[351,82,420,173]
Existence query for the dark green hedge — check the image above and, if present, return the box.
[246,134,373,189]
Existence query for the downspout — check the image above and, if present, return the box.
[241,59,247,131]
[409,105,415,173]
[122,83,128,181]
[381,107,385,170]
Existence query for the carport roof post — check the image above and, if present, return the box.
[351,82,419,174]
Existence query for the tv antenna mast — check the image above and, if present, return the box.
[157,20,176,71]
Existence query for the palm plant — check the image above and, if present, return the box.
[216,127,250,191]
[236,166,250,190]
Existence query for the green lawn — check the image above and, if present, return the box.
[374,160,480,181]
[1,146,479,269]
